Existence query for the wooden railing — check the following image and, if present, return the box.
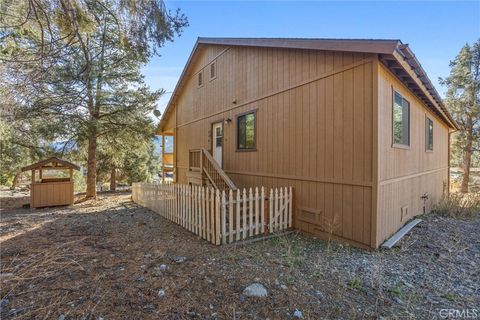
[132,182,293,245]
[188,148,237,191]
[201,148,237,191]
[189,149,201,172]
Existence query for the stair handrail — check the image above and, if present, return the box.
[201,148,237,190]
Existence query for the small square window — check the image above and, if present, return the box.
[210,62,216,80]
[198,71,203,87]
[426,116,433,151]
[392,90,410,147]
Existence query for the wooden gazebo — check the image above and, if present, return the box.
[21,157,80,208]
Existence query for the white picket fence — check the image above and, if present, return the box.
[131,182,293,245]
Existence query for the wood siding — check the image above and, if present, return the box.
[165,45,376,247]
[375,63,449,247]
[31,181,74,208]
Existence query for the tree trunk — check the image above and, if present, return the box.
[10,172,20,190]
[460,116,473,193]
[86,134,97,198]
[110,167,116,192]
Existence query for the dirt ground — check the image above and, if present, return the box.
[1,193,478,319]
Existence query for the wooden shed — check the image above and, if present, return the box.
[21,157,80,208]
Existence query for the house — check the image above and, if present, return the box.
[156,38,458,249]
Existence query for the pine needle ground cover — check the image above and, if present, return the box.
[1,193,478,319]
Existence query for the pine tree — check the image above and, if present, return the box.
[0,0,187,198]
[441,40,480,193]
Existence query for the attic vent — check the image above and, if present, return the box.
[198,71,203,87]
[210,62,216,80]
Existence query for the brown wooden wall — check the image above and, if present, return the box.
[375,64,449,246]
[165,45,376,247]
[31,181,74,208]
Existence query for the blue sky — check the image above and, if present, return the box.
[144,1,480,115]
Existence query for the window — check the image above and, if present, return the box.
[426,116,433,151]
[198,71,203,87]
[210,62,216,80]
[215,126,222,147]
[237,111,256,150]
[393,91,410,146]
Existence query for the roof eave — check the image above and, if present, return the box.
[157,38,401,134]
[392,46,459,130]
[21,157,80,171]
[157,39,202,133]
[197,37,401,55]
[157,37,459,134]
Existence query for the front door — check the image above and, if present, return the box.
[212,122,223,167]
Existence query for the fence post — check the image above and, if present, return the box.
[210,188,215,243]
[242,188,247,240]
[283,187,288,229]
[175,184,179,224]
[236,189,241,241]
[185,185,188,230]
[170,184,173,221]
[183,185,187,228]
[178,184,181,225]
[269,189,274,232]
[289,186,294,229]
[248,188,253,237]
[201,186,206,239]
[161,184,165,217]
[188,185,195,233]
[182,185,186,228]
[255,187,260,235]
[215,189,221,245]
[184,185,188,229]
[190,185,195,233]
[261,187,266,235]
[279,187,284,230]
[197,186,201,236]
[164,184,167,218]
[193,186,198,235]
[178,185,182,227]
[167,184,170,221]
[171,184,174,221]
[197,186,202,235]
[189,185,192,231]
[221,190,227,245]
[228,189,234,243]
[206,187,210,242]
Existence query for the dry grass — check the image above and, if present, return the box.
[1,239,92,319]
[1,193,478,319]
[432,192,480,219]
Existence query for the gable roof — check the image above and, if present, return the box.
[22,157,80,171]
[158,37,458,132]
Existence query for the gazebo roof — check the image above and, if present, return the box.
[21,157,80,172]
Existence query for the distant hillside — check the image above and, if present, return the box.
[52,138,171,158]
